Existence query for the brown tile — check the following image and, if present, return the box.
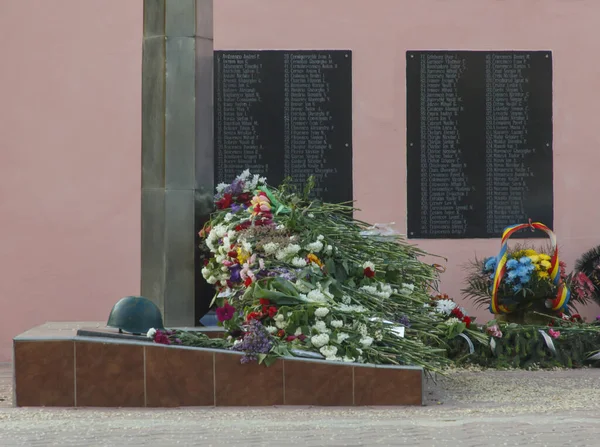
[14,341,75,406]
[204,331,226,339]
[284,360,353,406]
[214,353,283,406]
[353,366,423,406]
[75,342,144,407]
[145,346,214,407]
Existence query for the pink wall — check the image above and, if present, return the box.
[214,0,600,322]
[0,0,143,361]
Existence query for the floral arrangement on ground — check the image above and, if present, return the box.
[153,170,456,371]
[463,239,596,323]
[443,312,600,369]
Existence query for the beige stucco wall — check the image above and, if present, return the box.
[0,0,143,361]
[214,0,600,322]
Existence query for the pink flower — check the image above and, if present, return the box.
[548,328,561,339]
[486,325,503,338]
[216,302,236,322]
[154,330,171,345]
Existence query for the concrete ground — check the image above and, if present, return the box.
[2,362,600,446]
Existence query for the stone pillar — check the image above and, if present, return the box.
[141,0,213,326]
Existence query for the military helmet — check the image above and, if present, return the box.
[107,296,165,335]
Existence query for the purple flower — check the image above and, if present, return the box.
[216,302,236,322]
[266,267,296,281]
[397,315,411,328]
[232,320,273,363]
[154,330,171,345]
[231,203,242,213]
[230,264,242,282]
[230,179,244,196]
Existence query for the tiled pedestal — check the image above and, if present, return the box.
[13,322,424,407]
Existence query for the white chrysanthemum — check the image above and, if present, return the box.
[213,224,228,238]
[258,176,267,184]
[207,276,218,284]
[330,320,343,328]
[224,213,234,222]
[436,299,457,316]
[319,345,338,358]
[445,317,461,326]
[274,314,285,322]
[375,330,383,341]
[324,245,333,255]
[201,267,210,278]
[310,333,330,348]
[220,266,229,272]
[317,235,325,241]
[263,242,279,254]
[360,283,393,299]
[357,323,368,336]
[307,289,327,303]
[401,283,415,294]
[313,321,330,334]
[146,328,156,339]
[308,213,315,218]
[275,319,288,329]
[362,261,375,271]
[336,332,350,343]
[360,336,374,347]
[315,307,330,318]
[265,326,277,334]
[216,183,229,193]
[241,240,252,253]
[294,280,312,293]
[275,244,302,260]
[335,304,366,313]
[305,240,324,253]
[276,224,286,231]
[248,174,260,190]
[294,327,303,336]
[291,257,307,268]
[343,356,355,363]
[341,295,351,305]
[233,339,243,347]
[238,169,251,180]
[326,355,342,362]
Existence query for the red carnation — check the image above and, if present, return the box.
[227,250,238,258]
[259,298,270,305]
[246,311,262,321]
[236,192,251,203]
[216,193,233,210]
[244,277,253,287]
[268,306,277,318]
[277,330,286,338]
[463,316,472,328]
[364,267,375,278]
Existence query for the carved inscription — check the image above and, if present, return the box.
[406,51,553,239]
[214,50,352,203]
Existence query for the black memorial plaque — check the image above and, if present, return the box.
[214,50,353,203]
[406,51,553,239]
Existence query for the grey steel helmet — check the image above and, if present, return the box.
[107,296,165,335]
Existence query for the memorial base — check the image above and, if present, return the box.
[13,322,424,407]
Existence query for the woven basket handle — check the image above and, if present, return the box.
[491,220,570,314]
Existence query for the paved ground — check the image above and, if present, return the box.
[2,362,600,446]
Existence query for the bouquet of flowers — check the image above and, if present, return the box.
[462,222,592,321]
[198,170,449,370]
[427,293,488,347]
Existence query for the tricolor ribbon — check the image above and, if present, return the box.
[490,221,571,314]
